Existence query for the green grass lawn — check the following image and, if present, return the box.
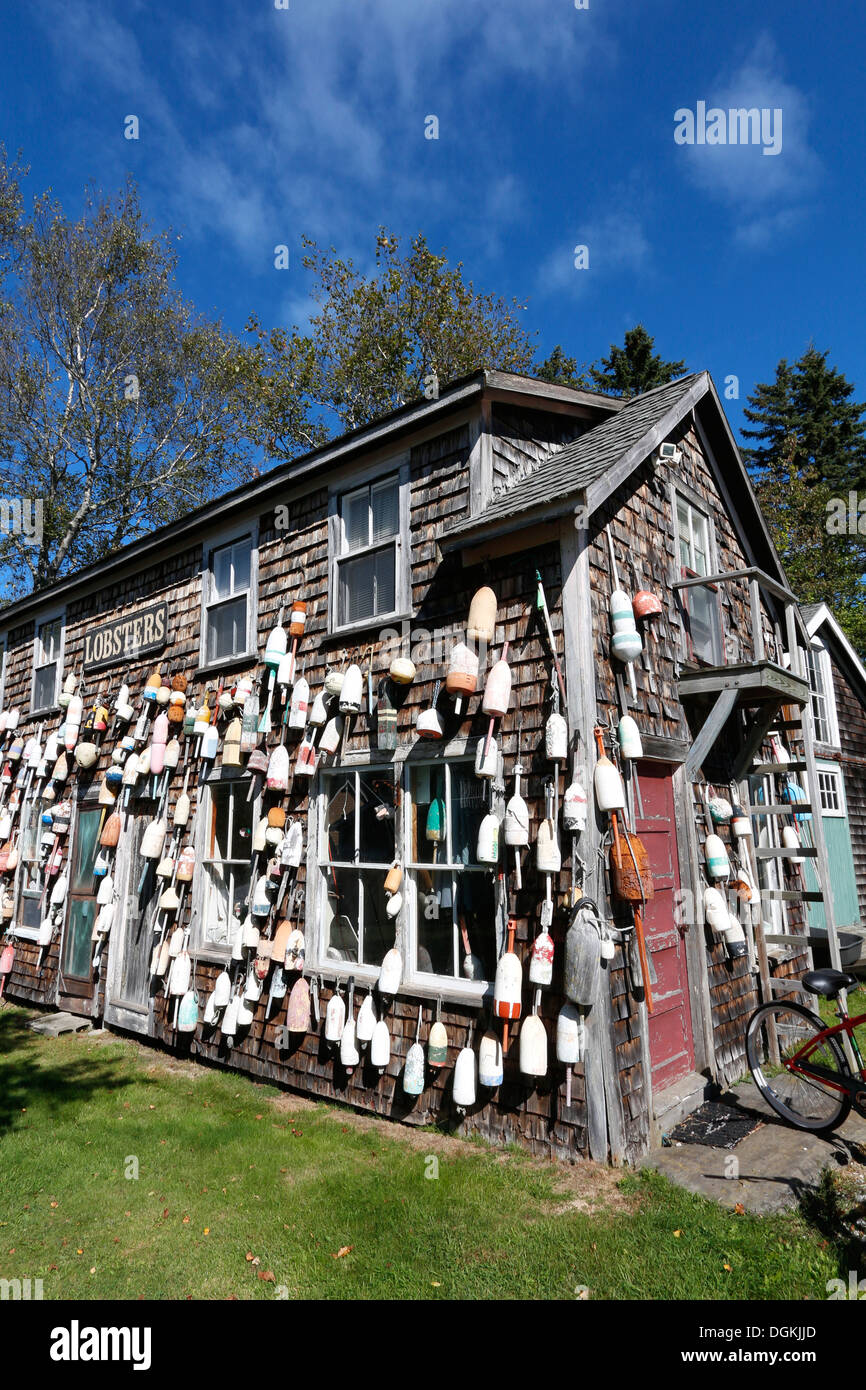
[0,1003,849,1300]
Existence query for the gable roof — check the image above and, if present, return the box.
[445,372,706,539]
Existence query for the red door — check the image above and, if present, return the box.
[634,763,695,1091]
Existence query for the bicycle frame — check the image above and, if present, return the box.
[786,1007,866,1099]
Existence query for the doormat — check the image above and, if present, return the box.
[667,1101,763,1149]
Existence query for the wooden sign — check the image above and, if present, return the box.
[82,602,168,672]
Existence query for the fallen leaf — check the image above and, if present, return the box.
[673,1230,682,1238]
[723,1263,732,1272]
[332,1246,353,1259]
[204,1228,210,1236]
[734,1203,745,1215]
[258,1269,275,1282]
[182,1216,190,1225]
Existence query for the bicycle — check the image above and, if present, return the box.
[746,968,866,1133]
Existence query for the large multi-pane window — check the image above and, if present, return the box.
[204,535,253,663]
[16,794,45,936]
[335,475,401,628]
[32,616,62,712]
[808,646,839,747]
[319,768,396,966]
[405,760,496,983]
[675,495,723,666]
[199,780,254,950]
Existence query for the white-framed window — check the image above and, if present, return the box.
[201,531,256,667]
[673,492,723,666]
[0,632,7,710]
[330,464,409,632]
[196,776,256,953]
[817,764,845,817]
[318,766,397,968]
[808,645,840,748]
[14,791,45,939]
[404,758,496,989]
[31,613,64,713]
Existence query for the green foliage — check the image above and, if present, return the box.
[240,230,538,458]
[0,157,250,597]
[588,323,687,398]
[744,348,866,654]
[535,344,593,391]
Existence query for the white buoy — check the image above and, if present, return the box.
[370,1018,391,1072]
[520,1009,547,1078]
[478,1029,504,1088]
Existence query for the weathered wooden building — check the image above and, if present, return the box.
[0,368,842,1161]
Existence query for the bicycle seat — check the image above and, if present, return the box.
[801,969,858,998]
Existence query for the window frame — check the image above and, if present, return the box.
[328,458,410,636]
[12,787,46,942]
[191,769,259,960]
[671,489,724,667]
[199,525,259,673]
[402,755,494,1000]
[30,609,65,715]
[0,631,7,711]
[807,645,840,749]
[315,764,399,976]
[816,762,846,818]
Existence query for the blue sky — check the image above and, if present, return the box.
[2,0,864,440]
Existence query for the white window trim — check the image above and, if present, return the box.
[809,646,841,749]
[328,456,411,637]
[198,523,259,673]
[30,608,65,715]
[11,784,44,942]
[0,632,7,710]
[191,768,259,960]
[817,761,846,818]
[670,486,724,665]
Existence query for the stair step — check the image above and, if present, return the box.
[762,889,824,902]
[769,977,807,993]
[763,933,812,946]
[754,846,818,859]
[772,719,805,730]
[752,760,808,774]
[748,802,813,815]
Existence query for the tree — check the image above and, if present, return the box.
[241,230,538,459]
[742,345,866,493]
[744,349,866,655]
[588,324,687,398]
[535,344,592,392]
[0,160,250,597]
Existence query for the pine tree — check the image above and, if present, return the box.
[588,324,687,399]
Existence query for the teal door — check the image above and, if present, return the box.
[59,805,101,999]
[805,763,860,930]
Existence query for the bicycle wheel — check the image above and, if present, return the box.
[746,1000,852,1133]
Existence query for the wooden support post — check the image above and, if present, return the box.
[684,688,738,781]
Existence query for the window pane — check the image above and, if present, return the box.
[211,544,233,600]
[687,586,722,665]
[323,866,359,962]
[409,764,447,865]
[415,868,456,976]
[208,785,252,866]
[357,771,396,863]
[343,490,369,552]
[207,595,247,662]
[373,545,396,615]
[450,764,487,866]
[203,863,233,948]
[33,662,57,710]
[231,538,251,594]
[71,809,101,892]
[326,775,357,862]
[62,899,95,978]
[340,551,376,625]
[371,480,399,542]
[359,868,392,967]
[209,784,231,862]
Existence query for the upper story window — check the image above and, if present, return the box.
[808,645,840,747]
[817,764,844,816]
[674,494,723,666]
[331,469,408,631]
[203,533,254,665]
[0,633,6,709]
[32,615,63,712]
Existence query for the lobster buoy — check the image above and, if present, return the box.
[178,990,199,1034]
[611,628,643,664]
[59,671,77,709]
[494,934,522,1023]
[403,1036,425,1095]
[703,886,728,932]
[389,655,416,686]
[704,833,730,880]
[709,794,733,825]
[150,713,169,776]
[428,1018,448,1068]
[319,716,343,755]
[222,719,242,768]
[617,715,643,761]
[264,619,287,671]
[564,900,601,1006]
[64,695,83,751]
[563,777,588,832]
[594,751,625,812]
[426,793,446,847]
[556,1002,583,1066]
[467,586,497,646]
[378,947,403,997]
[782,824,804,864]
[504,769,530,847]
[529,928,554,987]
[724,910,748,959]
[140,817,167,860]
[294,732,318,777]
[356,992,377,1045]
[266,743,290,792]
[286,977,311,1033]
[477,812,500,865]
[325,990,346,1044]
[478,1029,503,1088]
[340,1016,360,1072]
[545,710,568,763]
[520,1011,547,1078]
[453,1041,477,1111]
[536,818,561,874]
[446,642,479,714]
[474,735,498,780]
[309,688,329,727]
[384,862,402,897]
[370,1019,391,1072]
[731,805,752,839]
[416,684,444,740]
[275,650,294,694]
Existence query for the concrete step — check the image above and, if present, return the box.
[652,1070,716,1145]
[28,1011,92,1037]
